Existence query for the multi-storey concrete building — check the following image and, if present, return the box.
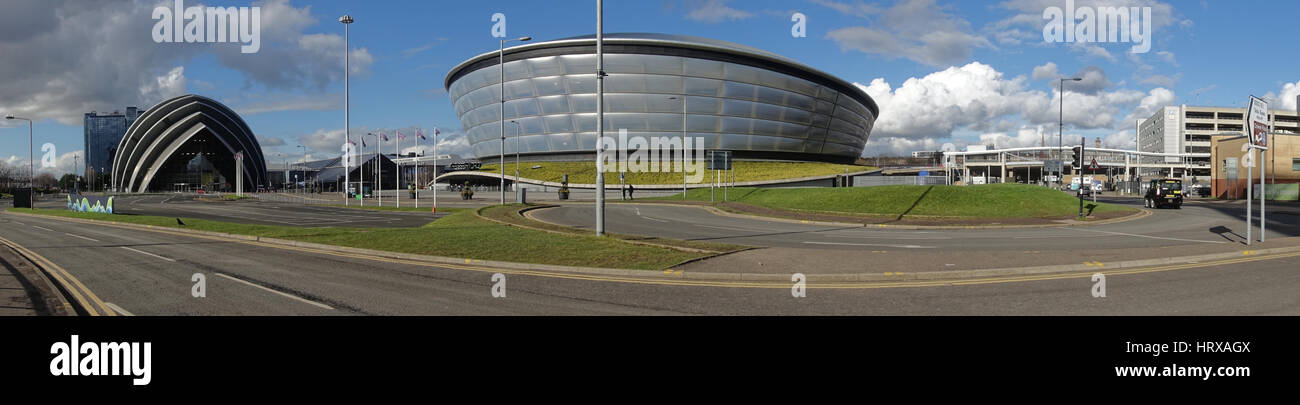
[1138,105,1300,177]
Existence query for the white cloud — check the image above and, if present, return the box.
[978,126,1049,149]
[823,0,991,67]
[1265,80,1300,111]
[856,62,1172,156]
[856,62,1052,139]
[0,0,374,125]
[1031,62,1059,80]
[683,0,754,23]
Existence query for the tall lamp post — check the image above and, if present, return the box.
[1058,77,1082,186]
[340,15,354,205]
[5,115,33,208]
[499,35,531,205]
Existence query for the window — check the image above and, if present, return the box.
[1293,158,1300,171]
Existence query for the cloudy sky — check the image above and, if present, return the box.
[2,0,1299,176]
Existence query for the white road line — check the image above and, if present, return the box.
[1070,228,1228,244]
[641,216,670,223]
[32,225,56,232]
[105,302,134,316]
[823,234,951,240]
[803,241,935,249]
[119,246,177,262]
[214,273,334,310]
[63,233,100,242]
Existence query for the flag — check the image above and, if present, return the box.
[398,131,406,140]
[434,128,440,135]
[362,138,367,148]
[380,132,389,142]
[417,129,426,140]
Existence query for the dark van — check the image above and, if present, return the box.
[1144,179,1183,209]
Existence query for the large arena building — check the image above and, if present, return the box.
[112,94,268,193]
[444,33,878,164]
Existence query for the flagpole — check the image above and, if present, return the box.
[396,132,401,208]
[433,129,438,213]
[415,129,420,209]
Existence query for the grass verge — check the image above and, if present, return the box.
[647,183,1137,221]
[5,207,709,270]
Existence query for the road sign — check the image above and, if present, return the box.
[1247,96,1270,149]
[705,150,732,170]
[1089,158,1099,170]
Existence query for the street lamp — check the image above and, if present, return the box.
[499,35,531,205]
[340,14,354,205]
[668,96,687,199]
[1058,77,1082,186]
[5,115,33,208]
[510,120,521,203]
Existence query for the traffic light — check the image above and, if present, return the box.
[1070,146,1082,169]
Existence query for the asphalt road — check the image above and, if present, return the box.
[2,209,1298,315]
[530,197,1300,251]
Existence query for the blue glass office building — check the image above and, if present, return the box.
[84,107,142,176]
[444,33,878,164]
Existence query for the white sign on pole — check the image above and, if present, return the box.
[1247,96,1270,149]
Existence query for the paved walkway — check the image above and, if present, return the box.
[0,245,43,315]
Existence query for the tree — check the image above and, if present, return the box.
[58,173,80,191]
[32,172,58,190]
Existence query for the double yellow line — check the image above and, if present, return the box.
[0,234,117,316]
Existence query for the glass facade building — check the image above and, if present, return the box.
[83,107,142,176]
[112,94,267,192]
[444,34,878,163]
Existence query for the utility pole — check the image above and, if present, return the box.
[594,0,606,236]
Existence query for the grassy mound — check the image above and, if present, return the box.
[664,183,1135,218]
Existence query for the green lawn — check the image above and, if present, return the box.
[659,183,1136,218]
[6,207,707,270]
[478,161,874,185]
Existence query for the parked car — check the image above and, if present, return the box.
[1144,179,1183,209]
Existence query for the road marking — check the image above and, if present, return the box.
[1084,261,1104,267]
[1070,228,1227,244]
[105,302,134,316]
[11,221,24,226]
[63,233,100,242]
[32,225,56,232]
[16,209,1300,290]
[803,241,935,249]
[214,273,334,310]
[641,216,669,223]
[119,246,176,262]
[0,234,114,316]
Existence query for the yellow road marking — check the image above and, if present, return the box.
[0,234,115,316]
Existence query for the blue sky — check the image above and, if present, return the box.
[3,0,1299,176]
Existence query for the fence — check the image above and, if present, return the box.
[849,175,949,187]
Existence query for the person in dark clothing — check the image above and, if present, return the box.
[627,184,634,200]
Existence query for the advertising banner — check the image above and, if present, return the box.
[67,193,114,214]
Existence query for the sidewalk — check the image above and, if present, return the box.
[678,235,1300,276]
[0,244,65,316]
